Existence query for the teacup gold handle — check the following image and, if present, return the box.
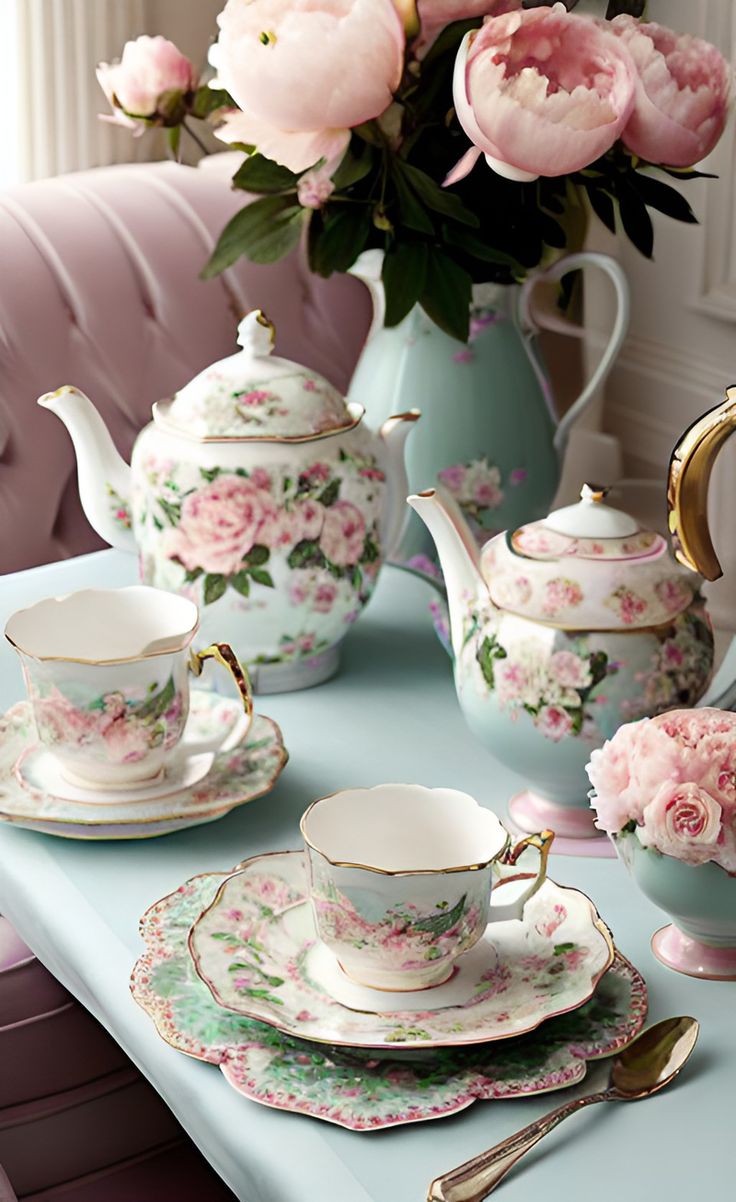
[189,643,254,726]
[502,829,555,878]
[489,830,555,924]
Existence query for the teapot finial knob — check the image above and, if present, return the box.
[580,483,609,504]
[237,310,276,357]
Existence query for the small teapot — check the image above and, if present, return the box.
[39,311,419,693]
[409,484,720,839]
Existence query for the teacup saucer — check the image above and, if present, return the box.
[0,691,287,839]
[15,746,215,804]
[188,851,615,1050]
[133,861,648,1130]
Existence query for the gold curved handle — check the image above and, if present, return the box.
[189,643,253,727]
[501,829,554,876]
[668,388,736,581]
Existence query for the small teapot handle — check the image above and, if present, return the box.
[517,252,630,461]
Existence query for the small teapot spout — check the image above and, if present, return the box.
[38,386,136,554]
[407,488,487,658]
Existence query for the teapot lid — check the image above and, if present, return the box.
[483,484,699,630]
[153,311,361,442]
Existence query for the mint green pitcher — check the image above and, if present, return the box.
[347,250,630,575]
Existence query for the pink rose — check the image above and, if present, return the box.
[638,781,722,865]
[164,475,276,577]
[214,0,404,172]
[258,507,301,550]
[438,464,466,493]
[549,650,589,690]
[295,498,325,542]
[97,36,196,124]
[319,501,366,566]
[448,5,636,184]
[534,704,573,742]
[611,16,731,167]
[313,579,339,614]
[297,166,335,210]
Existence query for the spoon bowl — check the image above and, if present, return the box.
[428,1016,699,1202]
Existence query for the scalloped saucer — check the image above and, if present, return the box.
[188,851,615,1050]
[132,862,648,1131]
[0,692,287,839]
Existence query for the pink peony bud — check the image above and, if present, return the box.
[297,166,336,210]
[214,0,404,173]
[97,35,196,122]
[448,3,636,184]
[610,16,731,167]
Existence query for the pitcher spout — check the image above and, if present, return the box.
[38,386,136,554]
[407,488,487,659]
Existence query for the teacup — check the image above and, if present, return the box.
[300,784,553,991]
[5,586,252,789]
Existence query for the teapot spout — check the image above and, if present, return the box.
[38,386,136,554]
[407,488,486,659]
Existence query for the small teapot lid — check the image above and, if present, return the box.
[482,484,699,630]
[153,310,361,441]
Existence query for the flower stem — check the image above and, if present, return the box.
[183,119,209,157]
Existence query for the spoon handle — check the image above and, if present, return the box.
[427,1088,611,1202]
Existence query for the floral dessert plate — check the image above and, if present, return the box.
[188,852,615,1050]
[132,863,647,1131]
[0,691,287,838]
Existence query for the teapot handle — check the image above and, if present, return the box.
[517,252,630,462]
[667,388,736,582]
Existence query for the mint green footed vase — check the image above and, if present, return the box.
[347,250,630,575]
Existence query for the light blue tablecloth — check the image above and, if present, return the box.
[0,551,731,1201]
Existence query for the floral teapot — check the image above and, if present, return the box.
[409,483,720,839]
[40,311,419,693]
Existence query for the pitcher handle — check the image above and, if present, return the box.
[518,252,630,462]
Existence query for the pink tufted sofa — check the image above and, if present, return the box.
[0,160,370,573]
[0,161,371,1197]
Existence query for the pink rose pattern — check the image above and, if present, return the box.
[139,449,385,659]
[543,577,584,618]
[438,458,520,521]
[621,608,713,722]
[28,676,184,766]
[587,706,736,872]
[474,620,613,742]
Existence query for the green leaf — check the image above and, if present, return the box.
[585,187,617,236]
[392,168,435,235]
[413,894,467,937]
[361,536,380,564]
[476,634,507,688]
[158,497,181,526]
[199,467,221,483]
[191,86,233,119]
[249,568,274,588]
[331,141,375,190]
[351,565,362,592]
[442,224,521,272]
[397,161,479,228]
[554,942,576,956]
[184,567,203,584]
[166,126,181,158]
[419,250,472,342]
[135,676,175,723]
[618,184,654,258]
[382,242,428,328]
[232,153,300,194]
[201,197,305,277]
[632,173,698,224]
[318,478,340,507]
[230,571,251,597]
[287,540,325,569]
[309,207,370,277]
[203,574,227,604]
[244,544,270,566]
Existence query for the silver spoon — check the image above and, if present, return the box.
[427,1016,699,1202]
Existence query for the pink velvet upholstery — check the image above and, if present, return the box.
[0,161,370,572]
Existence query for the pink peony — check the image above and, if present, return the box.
[438,464,466,493]
[586,719,649,833]
[319,501,366,566]
[535,704,573,742]
[97,36,196,123]
[638,781,722,865]
[214,0,404,172]
[611,16,731,167]
[549,650,589,690]
[448,4,636,184]
[164,475,276,577]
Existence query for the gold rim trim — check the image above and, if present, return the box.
[186,854,616,1049]
[152,400,365,444]
[4,620,200,666]
[299,788,512,876]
